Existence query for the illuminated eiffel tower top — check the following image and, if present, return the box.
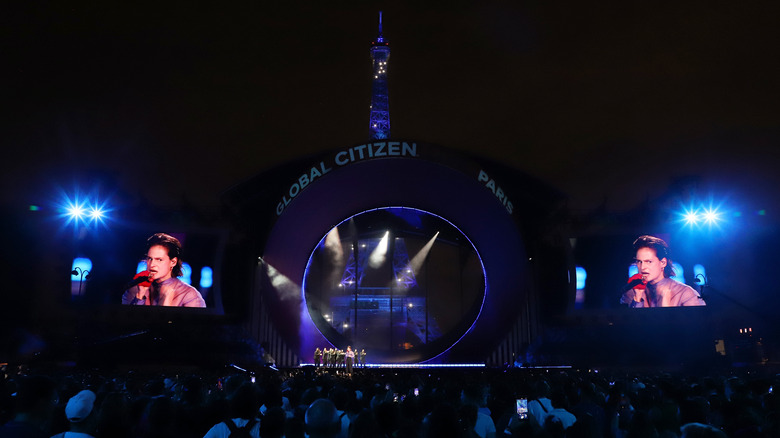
[368,11,391,140]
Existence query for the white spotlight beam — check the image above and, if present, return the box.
[368,231,389,268]
[407,231,439,274]
[324,227,346,285]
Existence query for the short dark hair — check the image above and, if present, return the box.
[147,233,183,277]
[13,375,57,413]
[633,235,675,277]
[229,382,260,420]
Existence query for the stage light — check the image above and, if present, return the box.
[88,206,105,222]
[682,208,700,226]
[56,191,112,228]
[368,231,389,268]
[405,231,439,277]
[703,207,721,225]
[675,199,730,231]
[66,202,86,221]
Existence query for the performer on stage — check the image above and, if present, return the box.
[621,235,706,307]
[359,348,366,367]
[314,347,322,367]
[122,233,206,307]
[345,346,355,375]
[324,348,332,367]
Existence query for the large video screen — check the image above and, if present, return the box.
[570,233,710,311]
[66,225,227,315]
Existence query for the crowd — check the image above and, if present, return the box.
[1,363,778,438]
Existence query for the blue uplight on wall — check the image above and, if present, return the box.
[181,262,192,285]
[71,258,92,281]
[200,266,213,289]
[670,262,685,284]
[693,264,707,285]
[574,266,587,308]
[71,257,92,297]
[575,266,587,290]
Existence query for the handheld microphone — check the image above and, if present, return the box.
[126,271,152,289]
[620,273,647,306]
[622,275,646,292]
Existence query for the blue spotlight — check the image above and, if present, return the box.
[85,198,112,225]
[682,208,700,226]
[88,206,105,222]
[65,202,87,222]
[676,199,729,231]
[702,207,722,225]
[56,190,113,228]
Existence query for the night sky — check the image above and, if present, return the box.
[4,1,779,217]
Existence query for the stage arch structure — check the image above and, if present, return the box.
[222,140,571,365]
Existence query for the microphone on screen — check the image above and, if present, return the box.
[126,270,152,289]
[622,274,646,292]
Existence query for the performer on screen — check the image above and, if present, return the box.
[122,233,206,307]
[621,235,705,307]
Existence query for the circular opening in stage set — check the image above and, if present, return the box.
[303,207,486,361]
